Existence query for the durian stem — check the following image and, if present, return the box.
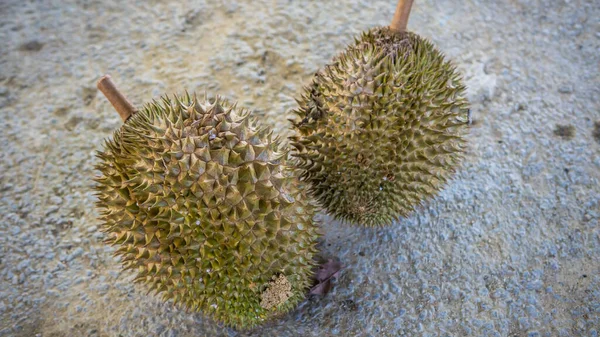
[390,0,414,32]
[97,74,138,122]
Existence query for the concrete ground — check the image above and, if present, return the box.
[0,0,598,336]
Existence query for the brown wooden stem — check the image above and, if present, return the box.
[97,74,138,122]
[390,0,414,32]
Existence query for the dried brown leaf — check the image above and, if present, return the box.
[309,259,342,296]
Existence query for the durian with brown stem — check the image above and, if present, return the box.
[290,0,470,226]
[94,76,320,329]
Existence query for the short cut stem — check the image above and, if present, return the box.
[97,74,138,122]
[390,0,414,32]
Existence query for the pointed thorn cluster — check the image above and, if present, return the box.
[290,27,470,227]
[94,93,320,328]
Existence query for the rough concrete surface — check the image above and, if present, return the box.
[0,0,599,336]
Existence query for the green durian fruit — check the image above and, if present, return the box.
[290,27,470,227]
[94,93,319,328]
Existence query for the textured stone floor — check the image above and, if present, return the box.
[0,0,598,336]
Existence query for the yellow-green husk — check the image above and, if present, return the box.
[95,94,319,328]
[291,27,470,226]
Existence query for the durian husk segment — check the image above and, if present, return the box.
[94,94,319,329]
[290,27,470,227]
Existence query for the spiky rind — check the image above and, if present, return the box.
[94,93,319,328]
[290,27,470,227]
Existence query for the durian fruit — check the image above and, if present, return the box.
[94,92,319,328]
[290,1,470,227]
